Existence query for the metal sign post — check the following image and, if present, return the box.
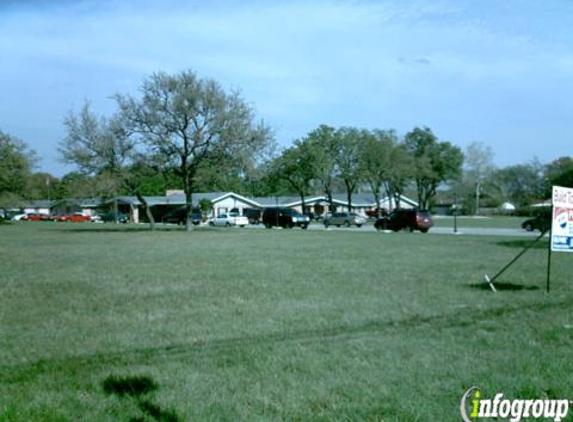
[547,237,552,293]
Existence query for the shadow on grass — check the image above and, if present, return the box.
[102,375,184,422]
[102,375,158,397]
[468,282,540,291]
[495,239,549,250]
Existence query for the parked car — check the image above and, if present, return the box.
[521,214,551,232]
[56,212,92,223]
[243,208,262,224]
[365,208,389,218]
[11,213,29,221]
[209,212,249,227]
[374,209,433,233]
[21,213,52,221]
[98,211,129,223]
[162,207,202,225]
[262,207,310,229]
[323,212,367,228]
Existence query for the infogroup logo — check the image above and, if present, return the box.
[460,387,570,422]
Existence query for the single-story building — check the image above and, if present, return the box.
[110,192,261,223]
[28,191,419,224]
[49,198,102,217]
[18,200,53,216]
[254,193,417,217]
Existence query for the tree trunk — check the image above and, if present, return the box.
[394,191,402,209]
[113,196,119,224]
[475,180,481,216]
[183,165,194,232]
[185,191,193,232]
[384,182,393,212]
[417,181,425,210]
[325,189,334,213]
[373,190,381,217]
[368,180,382,217]
[345,180,354,213]
[135,191,155,231]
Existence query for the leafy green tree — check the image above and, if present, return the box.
[304,125,339,211]
[25,172,59,200]
[115,70,273,231]
[0,192,20,217]
[268,140,316,213]
[491,161,545,207]
[384,137,414,209]
[0,131,36,212]
[358,130,390,216]
[359,129,414,213]
[404,127,463,209]
[334,127,364,213]
[125,160,172,197]
[55,171,97,199]
[545,156,573,191]
[199,198,213,220]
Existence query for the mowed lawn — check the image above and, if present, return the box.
[1,223,573,422]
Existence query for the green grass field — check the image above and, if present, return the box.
[1,223,572,421]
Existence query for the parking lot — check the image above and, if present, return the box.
[243,222,542,237]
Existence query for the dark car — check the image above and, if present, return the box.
[521,214,551,232]
[243,208,262,225]
[99,211,129,224]
[162,207,202,225]
[262,207,310,229]
[374,209,433,233]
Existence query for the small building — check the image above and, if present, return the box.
[19,200,53,216]
[27,191,419,224]
[252,193,417,218]
[111,192,261,224]
[50,198,102,217]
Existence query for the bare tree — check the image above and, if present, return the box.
[115,70,272,231]
[59,101,157,229]
[464,141,495,214]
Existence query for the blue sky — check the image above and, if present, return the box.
[1,0,572,176]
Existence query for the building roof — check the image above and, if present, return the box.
[109,192,260,208]
[20,200,54,209]
[51,198,103,207]
[36,191,419,210]
[252,193,417,208]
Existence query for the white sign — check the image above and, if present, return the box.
[551,185,573,252]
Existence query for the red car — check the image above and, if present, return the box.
[374,209,434,233]
[22,213,53,221]
[22,213,41,221]
[57,213,92,223]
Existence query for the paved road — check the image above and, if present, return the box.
[249,223,544,237]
